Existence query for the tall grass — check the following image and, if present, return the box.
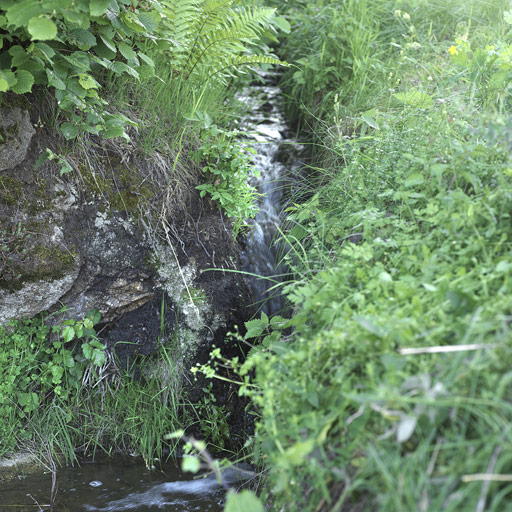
[237,0,512,510]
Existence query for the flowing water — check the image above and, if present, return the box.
[0,457,253,511]
[238,74,298,315]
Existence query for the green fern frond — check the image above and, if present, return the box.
[160,0,283,81]
[208,54,289,82]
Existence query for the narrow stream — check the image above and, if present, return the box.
[0,457,247,511]
[239,74,296,316]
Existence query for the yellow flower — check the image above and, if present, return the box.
[448,45,458,55]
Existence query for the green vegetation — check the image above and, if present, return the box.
[193,129,260,237]
[0,309,186,466]
[216,0,512,510]
[4,0,512,511]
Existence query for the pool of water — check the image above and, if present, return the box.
[0,457,230,511]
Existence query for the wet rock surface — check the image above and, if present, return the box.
[0,106,252,369]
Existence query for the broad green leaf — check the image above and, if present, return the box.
[378,271,393,282]
[354,315,385,338]
[99,35,116,53]
[70,28,97,49]
[6,0,44,28]
[62,325,75,342]
[94,40,116,59]
[61,122,79,140]
[28,16,58,40]
[0,77,8,92]
[9,45,30,67]
[90,0,112,17]
[78,73,98,89]
[244,316,268,339]
[273,16,291,34]
[225,490,265,512]
[404,173,425,187]
[11,70,34,93]
[46,68,66,90]
[181,456,200,473]
[102,125,125,138]
[137,11,159,32]
[0,69,15,91]
[282,439,314,467]
[91,349,105,366]
[118,41,136,60]
[34,41,56,60]
[504,10,512,25]
[393,88,433,108]
[138,51,154,67]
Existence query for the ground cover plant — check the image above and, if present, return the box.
[214,0,512,510]
[0,309,186,466]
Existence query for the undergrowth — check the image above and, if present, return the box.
[201,0,512,510]
[0,310,185,467]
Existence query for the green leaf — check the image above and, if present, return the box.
[225,490,265,512]
[78,73,99,89]
[137,11,159,32]
[61,122,79,140]
[354,316,385,338]
[273,16,291,34]
[70,28,97,49]
[138,51,154,67]
[28,16,58,40]
[99,35,116,53]
[118,41,137,60]
[404,173,425,187]
[34,148,52,170]
[504,10,512,25]
[244,315,268,339]
[11,70,34,93]
[182,456,200,473]
[34,42,56,61]
[9,45,30,67]
[46,68,66,90]
[6,0,44,28]
[282,439,315,466]
[0,77,8,92]
[62,325,75,342]
[91,349,105,366]
[90,0,112,17]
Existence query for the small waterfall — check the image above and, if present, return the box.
[238,76,294,316]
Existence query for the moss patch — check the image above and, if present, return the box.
[79,163,154,217]
[0,175,23,206]
[0,221,77,292]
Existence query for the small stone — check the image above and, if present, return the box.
[89,480,103,487]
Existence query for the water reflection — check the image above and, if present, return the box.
[1,457,226,511]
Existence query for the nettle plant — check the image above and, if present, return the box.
[192,128,260,237]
